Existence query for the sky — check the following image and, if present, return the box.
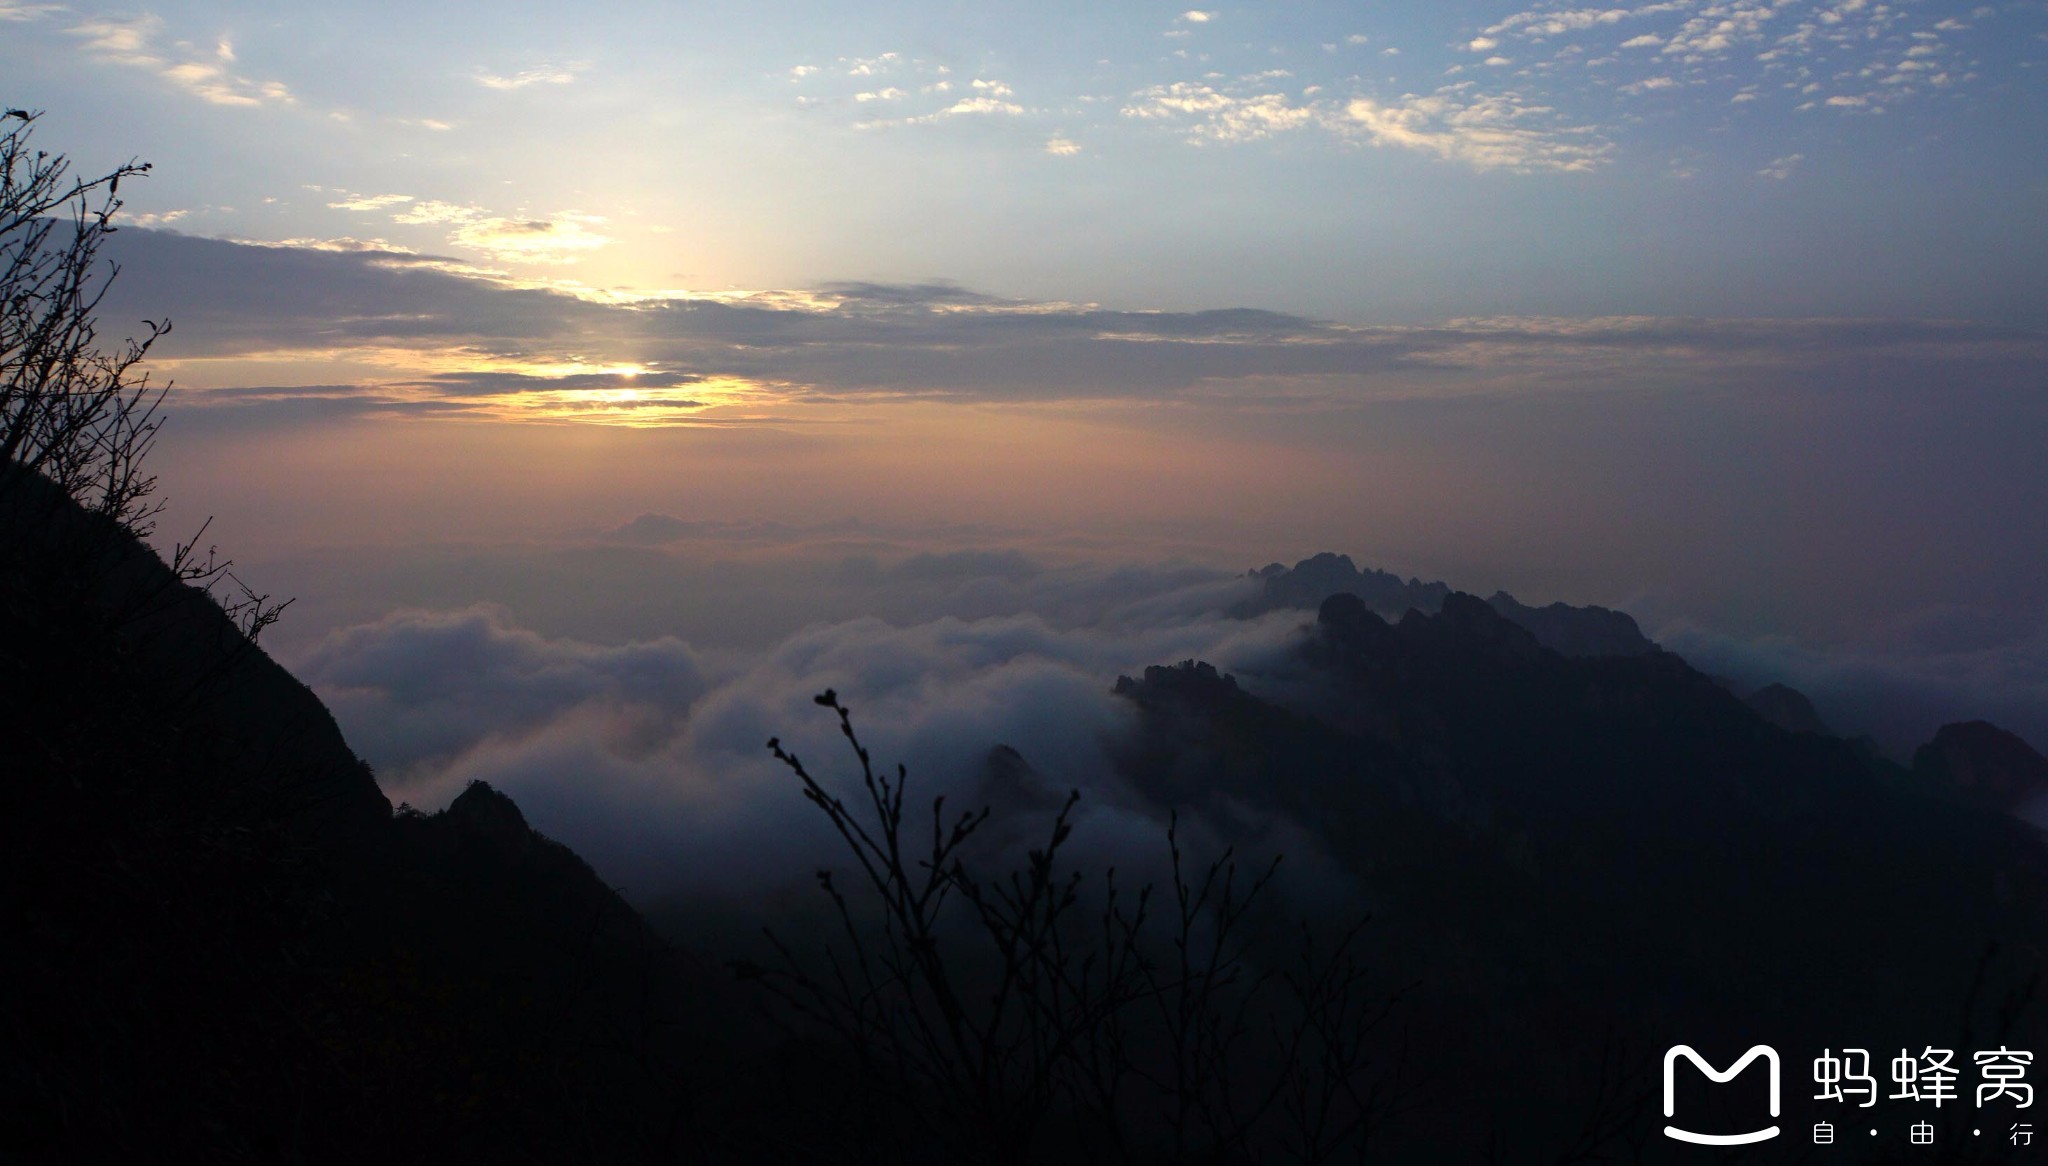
[7,0,2048,890]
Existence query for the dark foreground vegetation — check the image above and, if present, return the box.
[7,109,2048,1164]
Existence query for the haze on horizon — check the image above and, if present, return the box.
[6,0,2046,873]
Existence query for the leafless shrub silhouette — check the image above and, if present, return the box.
[740,689,1416,1165]
[0,108,286,642]
[1,107,164,535]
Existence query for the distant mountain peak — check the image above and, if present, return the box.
[1113,658,1242,704]
[1915,720,2048,816]
[1745,682,1832,736]
[447,779,536,857]
[1235,552,1655,658]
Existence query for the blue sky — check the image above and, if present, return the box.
[8,0,2045,320]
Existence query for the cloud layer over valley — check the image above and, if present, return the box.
[287,546,2048,905]
[292,567,1311,902]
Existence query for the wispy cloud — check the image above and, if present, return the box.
[388,200,476,226]
[1465,0,2001,118]
[1756,152,1803,179]
[844,51,902,77]
[795,52,1028,127]
[856,77,1030,126]
[69,15,294,107]
[936,94,1024,116]
[328,192,416,212]
[474,62,581,90]
[1123,82,1322,144]
[449,215,609,264]
[351,198,612,264]
[1480,2,1689,41]
[1122,67,1610,172]
[1342,86,1610,172]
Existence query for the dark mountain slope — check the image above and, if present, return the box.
[1745,680,1833,735]
[0,468,740,1165]
[1113,592,2048,1161]
[1232,552,1658,657]
[1916,720,2048,818]
[0,462,390,844]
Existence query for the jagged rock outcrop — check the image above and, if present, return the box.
[1915,720,2048,816]
[1232,551,1656,657]
[1745,681,1832,736]
[975,743,1066,816]
[1484,589,1656,657]
[1230,552,1450,623]
[1110,592,2048,1159]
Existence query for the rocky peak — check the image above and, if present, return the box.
[445,780,536,859]
[1746,682,1832,736]
[1914,721,2048,817]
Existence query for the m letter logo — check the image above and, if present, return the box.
[1663,1045,1782,1145]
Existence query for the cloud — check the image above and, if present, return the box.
[1654,612,2048,758]
[405,369,705,396]
[1124,66,1614,174]
[844,52,902,77]
[384,200,611,263]
[1123,82,1323,143]
[1456,0,1996,126]
[295,527,2048,909]
[292,574,1300,900]
[0,3,61,20]
[1756,152,1803,179]
[1658,2,1785,61]
[300,604,710,780]
[936,96,1025,117]
[1482,3,1683,40]
[96,230,2048,422]
[844,72,1031,127]
[1341,87,1612,173]
[328,193,416,212]
[1045,137,1082,156]
[69,15,295,107]
[389,200,476,226]
[451,215,608,264]
[1180,10,1215,22]
[475,63,581,90]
